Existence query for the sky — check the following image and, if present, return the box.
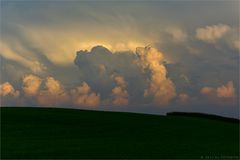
[0,0,239,118]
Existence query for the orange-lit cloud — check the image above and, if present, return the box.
[111,75,129,106]
[216,81,236,98]
[0,82,19,97]
[22,74,42,97]
[111,87,129,106]
[113,75,127,88]
[200,81,236,105]
[200,87,214,95]
[37,77,69,106]
[201,81,236,98]
[136,46,176,106]
[17,74,101,107]
[70,82,100,107]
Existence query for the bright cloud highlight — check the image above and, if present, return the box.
[136,46,176,106]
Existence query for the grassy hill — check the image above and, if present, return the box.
[1,107,239,159]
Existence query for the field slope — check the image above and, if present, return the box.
[1,107,239,159]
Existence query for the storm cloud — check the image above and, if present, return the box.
[74,46,177,106]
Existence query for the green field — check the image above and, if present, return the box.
[1,107,239,159]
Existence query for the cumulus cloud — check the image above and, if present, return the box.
[111,75,129,106]
[216,81,236,98]
[22,74,42,97]
[37,77,69,106]
[113,75,128,88]
[74,45,177,106]
[1,74,101,107]
[135,46,176,106]
[0,82,19,97]
[196,24,231,43]
[74,46,144,101]
[1,42,238,110]
[201,81,236,98]
[200,81,237,105]
[0,82,20,106]
[70,82,100,107]
[195,24,240,51]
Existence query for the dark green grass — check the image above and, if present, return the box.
[1,107,239,159]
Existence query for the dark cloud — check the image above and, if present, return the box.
[74,46,147,102]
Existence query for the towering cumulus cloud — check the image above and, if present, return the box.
[22,74,42,97]
[70,82,100,107]
[111,75,129,106]
[74,45,177,106]
[136,46,176,106]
